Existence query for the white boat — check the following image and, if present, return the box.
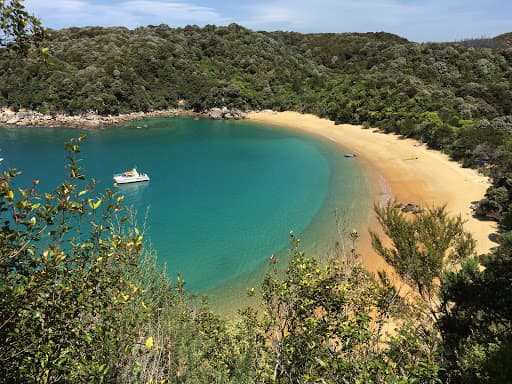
[113,168,150,184]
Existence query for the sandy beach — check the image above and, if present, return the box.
[247,111,497,274]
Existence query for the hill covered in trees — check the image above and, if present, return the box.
[2,23,512,383]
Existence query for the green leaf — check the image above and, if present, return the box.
[93,198,102,210]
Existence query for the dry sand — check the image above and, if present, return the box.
[247,111,497,274]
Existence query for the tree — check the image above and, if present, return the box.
[0,137,154,382]
[0,0,47,53]
[370,203,475,314]
[0,139,260,383]
[439,231,512,383]
[258,232,442,383]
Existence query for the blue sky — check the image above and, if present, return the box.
[24,0,512,42]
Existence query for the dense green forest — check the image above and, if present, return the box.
[2,16,512,383]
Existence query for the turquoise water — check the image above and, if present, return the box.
[0,118,371,297]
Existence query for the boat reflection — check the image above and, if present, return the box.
[115,181,149,204]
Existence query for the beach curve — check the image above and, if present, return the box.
[247,111,497,274]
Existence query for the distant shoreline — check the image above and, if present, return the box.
[0,108,186,129]
[0,107,248,129]
[246,111,497,275]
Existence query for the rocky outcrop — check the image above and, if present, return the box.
[0,107,248,128]
[1,110,53,126]
[206,107,246,120]
[0,109,187,128]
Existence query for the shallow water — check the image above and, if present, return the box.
[0,117,371,303]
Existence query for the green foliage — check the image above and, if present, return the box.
[0,139,262,383]
[440,234,512,383]
[0,137,151,382]
[0,24,327,114]
[0,0,47,54]
[258,232,441,383]
[387,322,443,382]
[371,203,475,308]
[120,295,260,384]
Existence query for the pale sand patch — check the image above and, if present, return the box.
[247,111,497,275]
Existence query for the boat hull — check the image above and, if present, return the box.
[113,175,150,184]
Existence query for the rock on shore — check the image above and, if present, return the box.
[0,109,186,128]
[0,107,248,128]
[205,107,247,120]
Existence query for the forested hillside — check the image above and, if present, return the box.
[2,23,512,383]
[1,24,327,114]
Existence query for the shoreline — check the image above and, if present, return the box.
[2,107,498,274]
[0,108,186,128]
[246,111,497,274]
[0,107,247,129]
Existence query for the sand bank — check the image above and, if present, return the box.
[247,111,497,273]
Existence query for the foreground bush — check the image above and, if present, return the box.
[0,139,259,383]
[0,137,152,381]
[1,139,448,383]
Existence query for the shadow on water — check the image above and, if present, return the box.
[115,181,149,202]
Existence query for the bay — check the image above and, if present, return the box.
[0,117,371,302]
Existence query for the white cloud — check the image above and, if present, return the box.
[25,0,87,11]
[240,0,421,31]
[120,1,229,23]
[24,0,231,29]
[244,5,302,26]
